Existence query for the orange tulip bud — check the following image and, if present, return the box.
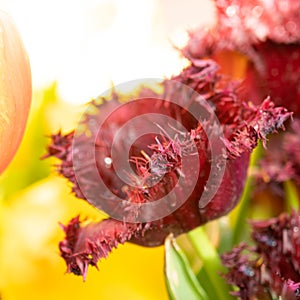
[0,11,32,174]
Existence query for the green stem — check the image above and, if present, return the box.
[231,142,263,245]
[284,180,299,211]
[231,174,253,245]
[187,227,234,300]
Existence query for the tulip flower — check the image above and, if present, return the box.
[0,11,32,174]
[183,0,300,115]
[46,57,290,279]
[182,2,300,297]
[222,211,300,300]
[183,0,300,213]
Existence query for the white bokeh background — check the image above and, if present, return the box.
[1,0,215,104]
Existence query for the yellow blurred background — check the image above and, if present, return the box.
[0,1,214,299]
[0,85,170,300]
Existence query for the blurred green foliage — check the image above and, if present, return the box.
[0,84,58,200]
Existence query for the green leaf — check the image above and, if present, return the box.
[284,180,299,211]
[164,234,209,300]
[196,267,220,300]
[0,82,79,201]
[187,227,235,300]
[230,142,263,245]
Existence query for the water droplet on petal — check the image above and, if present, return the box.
[242,266,255,277]
[226,6,237,17]
[104,156,113,168]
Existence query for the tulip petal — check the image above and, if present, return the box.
[0,11,31,173]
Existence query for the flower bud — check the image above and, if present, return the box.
[0,11,31,174]
[183,0,300,116]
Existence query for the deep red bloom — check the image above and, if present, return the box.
[182,0,300,219]
[47,59,290,279]
[257,119,300,186]
[222,211,300,299]
[183,0,300,115]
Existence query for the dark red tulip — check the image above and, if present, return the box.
[183,0,300,116]
[46,57,291,279]
[222,211,300,300]
[182,0,300,223]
